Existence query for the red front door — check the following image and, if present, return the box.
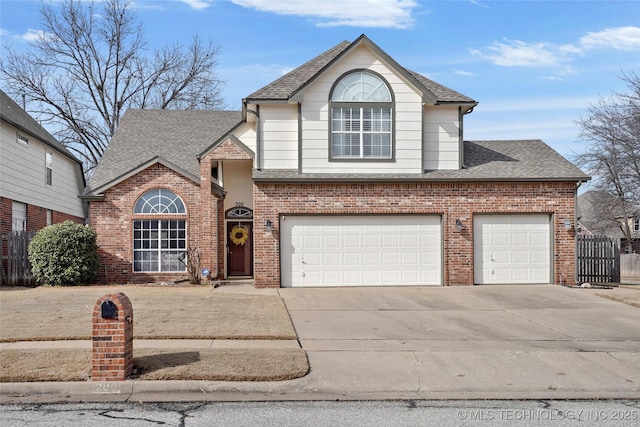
[227,222,253,276]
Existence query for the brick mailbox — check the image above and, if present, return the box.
[92,293,133,381]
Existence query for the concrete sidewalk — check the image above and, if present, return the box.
[1,285,639,403]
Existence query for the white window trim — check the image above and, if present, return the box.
[12,201,27,232]
[133,219,187,273]
[329,71,394,162]
[132,189,188,273]
[17,132,29,145]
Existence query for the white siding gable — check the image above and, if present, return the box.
[259,104,298,170]
[0,120,85,217]
[233,122,257,161]
[299,45,424,174]
[423,106,461,170]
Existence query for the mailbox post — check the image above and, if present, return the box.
[92,293,133,381]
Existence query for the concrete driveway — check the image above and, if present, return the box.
[278,285,640,400]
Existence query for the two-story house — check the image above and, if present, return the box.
[82,35,589,287]
[1,90,86,234]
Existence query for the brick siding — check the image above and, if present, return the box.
[88,165,579,287]
[253,181,578,288]
[0,196,84,234]
[88,163,221,284]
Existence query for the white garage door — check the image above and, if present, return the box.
[474,215,551,284]
[281,215,442,287]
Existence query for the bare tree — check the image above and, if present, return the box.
[1,0,224,176]
[575,71,640,252]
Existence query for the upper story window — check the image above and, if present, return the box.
[330,71,393,160]
[45,151,53,186]
[634,217,640,232]
[17,133,29,145]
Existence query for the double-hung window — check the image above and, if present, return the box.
[330,71,393,160]
[133,189,187,272]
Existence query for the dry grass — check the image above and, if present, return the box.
[0,285,308,382]
[0,348,309,382]
[0,286,296,341]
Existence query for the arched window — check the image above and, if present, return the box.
[133,189,186,273]
[225,206,253,219]
[330,71,393,160]
[134,189,186,214]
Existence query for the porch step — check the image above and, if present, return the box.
[209,279,255,288]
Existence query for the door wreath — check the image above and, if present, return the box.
[230,225,249,246]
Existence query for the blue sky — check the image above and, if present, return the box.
[1,0,639,158]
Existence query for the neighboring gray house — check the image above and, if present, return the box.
[578,190,640,253]
[1,90,86,234]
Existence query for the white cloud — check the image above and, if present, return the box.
[470,39,574,70]
[453,69,474,77]
[469,0,490,9]
[230,0,418,29]
[579,26,640,51]
[22,28,47,42]
[471,26,640,74]
[178,0,213,10]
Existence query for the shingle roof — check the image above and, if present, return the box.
[253,140,590,182]
[578,191,640,238]
[84,110,241,195]
[0,90,82,165]
[246,36,475,105]
[406,70,475,103]
[246,41,351,100]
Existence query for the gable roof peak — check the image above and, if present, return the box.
[245,35,476,106]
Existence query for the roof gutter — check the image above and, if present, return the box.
[253,176,592,184]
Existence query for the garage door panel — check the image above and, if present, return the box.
[362,252,380,265]
[530,233,548,245]
[511,250,529,263]
[382,253,399,266]
[382,234,400,248]
[474,215,551,284]
[401,234,419,248]
[402,252,419,266]
[281,215,442,287]
[362,235,380,248]
[531,268,549,281]
[343,252,360,265]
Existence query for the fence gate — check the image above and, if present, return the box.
[1,231,36,286]
[577,235,620,283]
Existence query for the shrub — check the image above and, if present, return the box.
[28,221,98,286]
[179,246,202,285]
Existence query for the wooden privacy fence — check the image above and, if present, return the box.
[576,235,620,283]
[621,253,640,280]
[1,231,36,286]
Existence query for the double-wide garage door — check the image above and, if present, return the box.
[473,214,551,284]
[280,215,442,287]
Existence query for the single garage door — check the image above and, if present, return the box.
[281,215,442,287]
[474,214,551,284]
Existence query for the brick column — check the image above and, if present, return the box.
[92,293,133,381]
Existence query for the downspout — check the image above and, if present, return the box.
[574,180,585,285]
[460,105,475,169]
[298,103,302,173]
